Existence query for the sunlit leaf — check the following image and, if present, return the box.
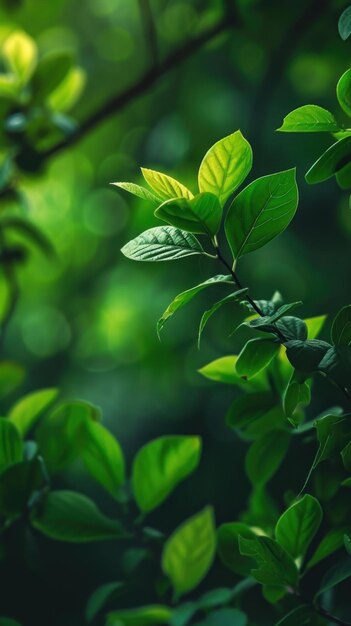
[111,182,160,204]
[8,388,58,437]
[155,192,222,236]
[121,226,206,262]
[3,31,37,84]
[48,66,86,111]
[198,356,268,390]
[275,494,322,559]
[277,105,339,132]
[82,421,126,499]
[337,69,351,117]
[141,168,193,200]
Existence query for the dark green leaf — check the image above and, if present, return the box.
[32,51,73,101]
[277,105,339,133]
[235,338,279,379]
[198,289,248,348]
[314,413,351,468]
[0,419,22,474]
[0,457,45,517]
[239,535,298,588]
[305,136,351,184]
[331,305,351,345]
[121,226,206,262]
[226,391,276,432]
[275,606,316,626]
[245,431,289,486]
[318,346,351,390]
[0,217,55,258]
[285,340,331,375]
[0,362,25,399]
[275,494,322,559]
[155,192,222,236]
[217,522,256,576]
[194,608,247,626]
[315,558,351,599]
[198,587,234,609]
[85,581,124,622]
[307,526,351,569]
[275,316,308,341]
[283,373,311,420]
[339,5,351,40]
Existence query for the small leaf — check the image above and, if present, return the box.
[48,66,86,112]
[277,105,340,133]
[82,421,126,499]
[305,136,351,184]
[275,494,322,560]
[198,130,252,207]
[85,581,124,622]
[283,373,311,419]
[155,192,222,236]
[331,305,351,345]
[245,431,289,487]
[307,526,351,569]
[31,490,127,542]
[162,507,216,596]
[198,290,248,348]
[0,362,25,399]
[315,558,351,599]
[225,170,298,261]
[106,605,172,626]
[314,413,351,469]
[198,356,267,389]
[235,338,279,380]
[132,436,201,512]
[141,168,193,200]
[3,31,37,84]
[339,5,351,40]
[337,69,351,117]
[121,226,205,262]
[0,419,22,474]
[245,303,302,331]
[32,51,73,101]
[8,388,58,437]
[217,522,256,576]
[239,535,298,588]
[157,275,232,334]
[111,182,161,204]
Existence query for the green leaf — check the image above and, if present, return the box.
[217,522,256,576]
[339,6,351,40]
[305,136,351,184]
[3,31,37,84]
[314,413,351,468]
[0,457,45,517]
[31,490,127,542]
[0,362,25,399]
[8,388,58,437]
[307,526,351,569]
[157,275,232,335]
[198,290,248,348]
[141,168,193,200]
[315,558,351,599]
[111,182,161,204]
[331,305,351,345]
[195,608,247,626]
[245,303,302,332]
[32,51,73,101]
[318,345,351,390]
[235,338,279,380]
[0,619,23,626]
[285,340,331,376]
[198,130,252,207]
[85,581,124,622]
[155,192,222,236]
[106,605,172,626]
[239,535,298,588]
[197,587,234,609]
[336,160,351,189]
[337,69,351,117]
[121,226,206,262]
[82,421,125,499]
[0,418,22,474]
[283,373,311,420]
[162,507,216,596]
[132,436,201,512]
[305,315,326,340]
[275,606,316,626]
[226,391,275,432]
[262,585,286,605]
[225,169,298,261]
[277,105,340,133]
[275,317,307,341]
[198,356,268,389]
[245,431,289,486]
[47,66,85,112]
[275,495,322,560]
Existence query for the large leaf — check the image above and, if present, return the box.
[48,66,85,112]
[111,182,161,204]
[198,356,268,389]
[275,495,322,560]
[121,226,205,262]
[198,290,248,348]
[8,388,58,437]
[31,490,126,542]
[157,275,232,335]
[162,507,216,596]
[245,431,289,486]
[0,419,22,474]
[132,436,201,512]
[305,136,351,184]
[155,192,222,236]
[3,31,37,84]
[141,168,193,200]
[82,421,125,499]
[217,522,256,576]
[198,131,252,207]
[239,535,298,588]
[339,6,351,40]
[235,338,279,380]
[277,105,339,133]
[106,605,172,626]
[331,305,351,345]
[337,69,351,117]
[225,169,298,261]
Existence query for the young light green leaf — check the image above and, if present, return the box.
[157,275,232,335]
[339,5,351,40]
[162,507,216,596]
[31,490,127,542]
[337,69,351,117]
[0,362,25,399]
[48,66,85,112]
[305,136,351,184]
[8,388,58,437]
[132,435,201,512]
[235,338,279,380]
[198,131,252,206]
[275,495,322,560]
[245,431,289,487]
[198,356,267,390]
[198,289,248,348]
[111,182,161,204]
[239,535,298,588]
[307,526,351,569]
[106,605,172,626]
[225,169,298,261]
[331,305,351,345]
[305,315,326,340]
[82,421,125,499]
[155,192,222,236]
[85,582,124,622]
[217,522,256,576]
[121,226,206,262]
[141,168,193,200]
[277,105,340,133]
[0,418,22,474]
[3,31,37,84]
